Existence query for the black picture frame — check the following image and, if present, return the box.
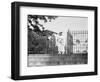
[11,1,98,80]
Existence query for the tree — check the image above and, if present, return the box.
[28,15,58,54]
[28,15,58,32]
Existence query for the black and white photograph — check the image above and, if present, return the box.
[11,2,97,80]
[28,15,88,67]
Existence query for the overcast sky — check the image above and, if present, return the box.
[40,16,88,33]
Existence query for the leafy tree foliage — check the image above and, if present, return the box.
[28,15,58,54]
[28,15,57,32]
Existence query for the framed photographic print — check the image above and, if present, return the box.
[11,1,98,80]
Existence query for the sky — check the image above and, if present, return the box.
[39,16,88,34]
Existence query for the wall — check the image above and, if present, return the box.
[0,0,99,82]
